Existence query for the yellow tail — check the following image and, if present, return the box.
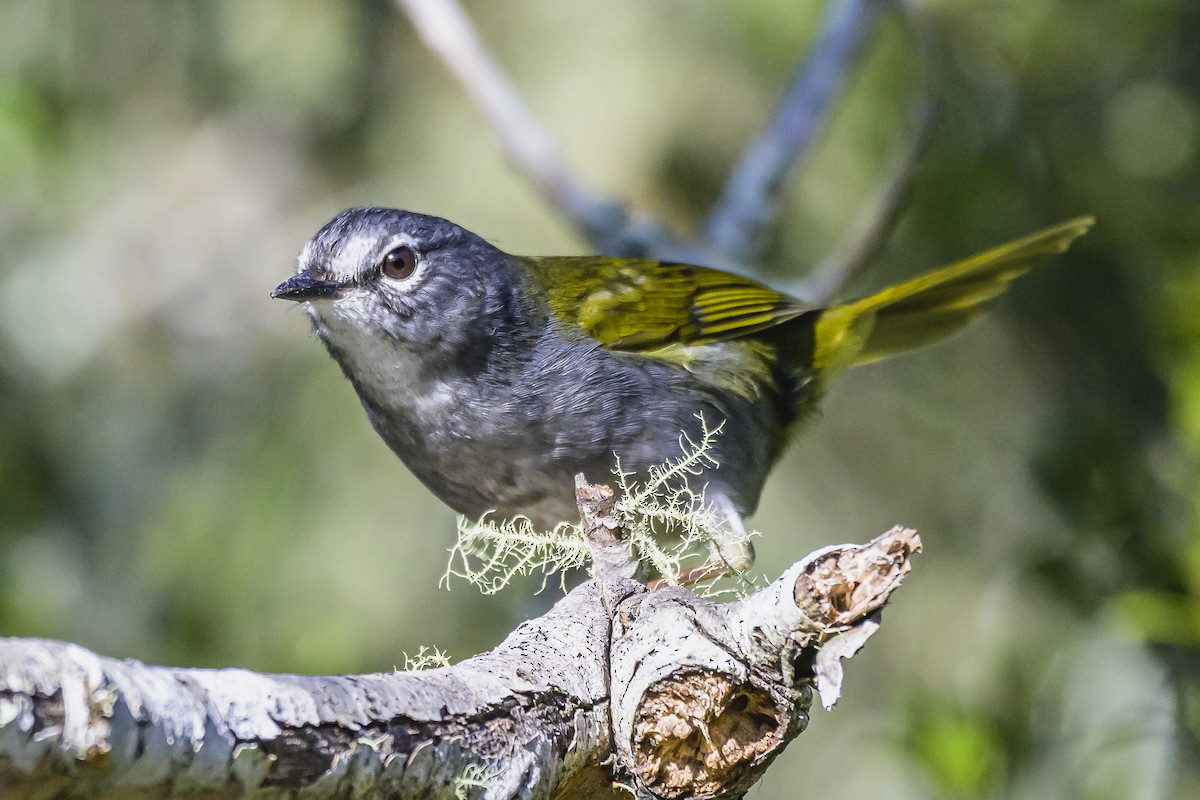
[813,217,1094,374]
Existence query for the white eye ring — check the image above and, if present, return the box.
[381,246,417,281]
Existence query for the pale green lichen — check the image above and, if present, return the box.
[442,516,590,594]
[452,763,500,799]
[399,646,452,671]
[442,414,759,598]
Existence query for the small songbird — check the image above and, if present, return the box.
[273,209,1091,581]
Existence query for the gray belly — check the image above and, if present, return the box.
[347,336,780,530]
[369,409,602,529]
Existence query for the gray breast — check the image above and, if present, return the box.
[323,311,777,527]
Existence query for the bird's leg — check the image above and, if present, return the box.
[652,493,756,587]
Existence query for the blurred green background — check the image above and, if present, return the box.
[1,1,1197,797]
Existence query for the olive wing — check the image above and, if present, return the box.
[521,256,811,349]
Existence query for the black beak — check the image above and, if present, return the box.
[272,271,343,301]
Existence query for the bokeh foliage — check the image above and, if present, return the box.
[0,1,1197,797]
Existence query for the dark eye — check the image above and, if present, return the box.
[381,246,417,280]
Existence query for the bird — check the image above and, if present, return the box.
[273,208,1092,582]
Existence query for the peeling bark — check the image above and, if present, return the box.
[0,501,920,799]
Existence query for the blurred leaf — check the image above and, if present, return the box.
[904,699,1004,797]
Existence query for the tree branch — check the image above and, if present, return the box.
[398,0,937,287]
[799,0,937,302]
[0,500,920,799]
[704,0,887,267]
[397,0,702,261]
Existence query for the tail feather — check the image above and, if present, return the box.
[813,217,1094,373]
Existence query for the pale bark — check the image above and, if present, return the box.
[0,486,920,799]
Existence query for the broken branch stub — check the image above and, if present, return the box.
[575,472,638,582]
[605,520,921,798]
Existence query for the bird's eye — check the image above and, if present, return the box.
[381,246,417,280]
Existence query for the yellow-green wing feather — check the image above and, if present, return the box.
[814,217,1095,374]
[519,217,1092,376]
[520,257,812,349]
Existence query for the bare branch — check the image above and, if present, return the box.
[398,0,944,292]
[704,0,887,266]
[0,522,920,799]
[396,0,590,214]
[398,0,706,260]
[801,0,938,303]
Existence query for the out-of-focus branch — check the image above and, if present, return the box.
[801,0,937,302]
[398,0,708,261]
[396,0,596,215]
[704,0,887,267]
[399,0,934,284]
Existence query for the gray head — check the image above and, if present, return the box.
[272,207,523,352]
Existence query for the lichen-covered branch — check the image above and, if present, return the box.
[0,486,919,799]
[0,583,616,800]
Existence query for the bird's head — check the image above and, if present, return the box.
[273,207,520,351]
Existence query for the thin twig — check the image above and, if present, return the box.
[398,0,707,260]
[704,0,886,267]
[801,0,937,303]
[396,0,607,226]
